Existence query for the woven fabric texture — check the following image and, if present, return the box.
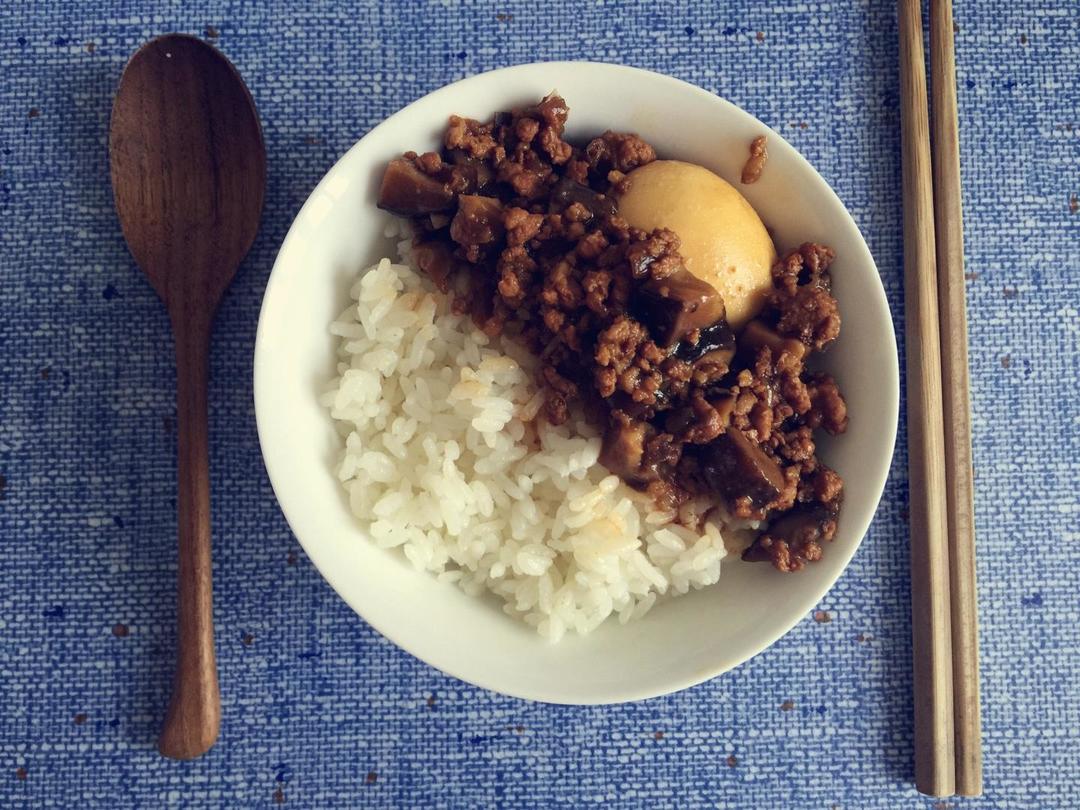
[1,1,1077,807]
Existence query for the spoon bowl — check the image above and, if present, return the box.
[111,34,264,306]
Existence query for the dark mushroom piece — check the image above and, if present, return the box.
[738,318,808,361]
[677,319,736,378]
[698,427,785,510]
[742,504,837,566]
[411,239,456,293]
[548,177,618,220]
[635,267,726,347]
[676,320,736,363]
[664,404,697,437]
[444,149,496,193]
[599,419,657,484]
[449,195,505,246]
[765,504,837,547]
[457,162,495,194]
[664,393,735,441]
[377,158,456,216]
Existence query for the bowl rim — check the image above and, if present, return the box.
[254,60,900,703]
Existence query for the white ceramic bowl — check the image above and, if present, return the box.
[254,62,899,704]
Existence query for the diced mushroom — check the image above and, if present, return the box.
[599,420,656,484]
[449,195,505,246]
[445,148,473,164]
[664,405,696,437]
[676,320,735,377]
[636,267,726,347]
[675,320,735,363]
[739,319,808,361]
[377,158,455,216]
[548,177,618,220]
[411,240,456,293]
[765,504,836,548]
[742,504,838,568]
[444,150,495,194]
[664,393,734,443]
[699,427,785,509]
[457,161,495,193]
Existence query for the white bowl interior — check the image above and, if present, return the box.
[254,62,899,704]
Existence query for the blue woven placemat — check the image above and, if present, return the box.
[2,1,1077,807]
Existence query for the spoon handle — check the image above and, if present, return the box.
[158,315,220,760]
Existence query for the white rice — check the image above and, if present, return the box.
[321,228,729,641]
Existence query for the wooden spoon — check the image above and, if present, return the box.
[109,34,266,760]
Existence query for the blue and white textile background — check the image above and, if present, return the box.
[1,1,1077,807]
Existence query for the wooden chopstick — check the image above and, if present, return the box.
[898,0,956,797]
[929,0,983,796]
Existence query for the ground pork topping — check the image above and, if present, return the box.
[377,94,848,572]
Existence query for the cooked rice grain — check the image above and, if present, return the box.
[323,250,728,641]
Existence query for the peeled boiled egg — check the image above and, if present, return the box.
[617,160,777,329]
